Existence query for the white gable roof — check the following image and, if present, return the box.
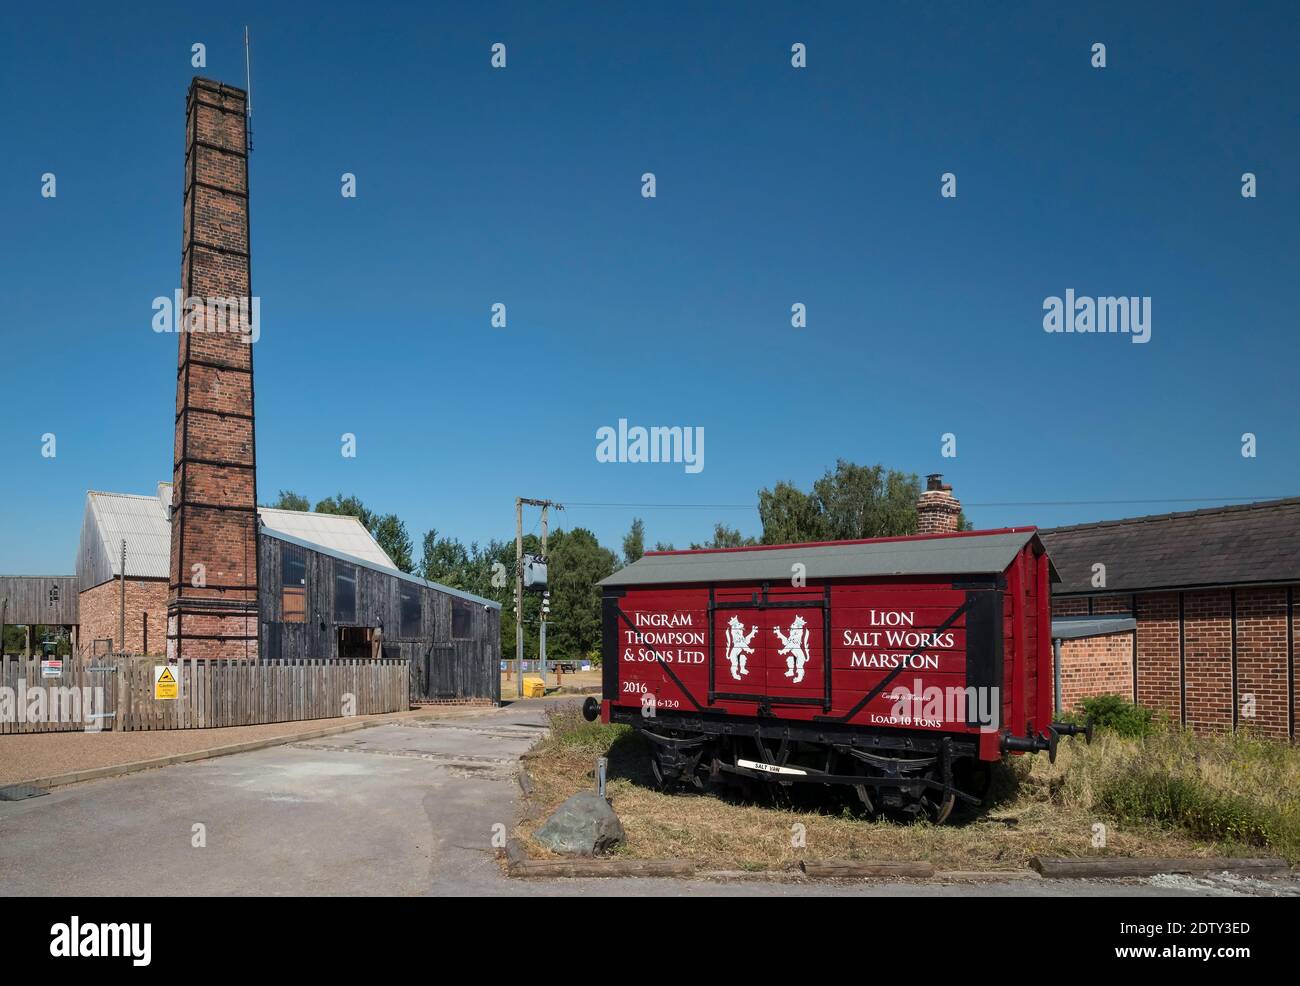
[258,508,396,569]
[86,490,172,579]
[82,484,397,581]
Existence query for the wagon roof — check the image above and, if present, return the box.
[601,528,1056,587]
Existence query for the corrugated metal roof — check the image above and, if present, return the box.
[258,508,396,569]
[601,529,1054,587]
[83,486,399,581]
[87,491,172,580]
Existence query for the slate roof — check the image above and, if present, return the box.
[1040,497,1300,595]
[601,529,1055,587]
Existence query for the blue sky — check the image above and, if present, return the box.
[2,1,1297,574]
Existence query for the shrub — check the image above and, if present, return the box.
[1052,728,1300,862]
[1072,693,1159,738]
[1098,767,1294,854]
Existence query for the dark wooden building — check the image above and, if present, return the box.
[3,483,501,703]
[258,528,500,703]
[0,576,80,655]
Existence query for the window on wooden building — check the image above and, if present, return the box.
[282,542,307,623]
[400,584,421,637]
[452,598,473,639]
[335,562,357,623]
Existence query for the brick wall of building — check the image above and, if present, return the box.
[1053,597,1089,617]
[1182,589,1233,733]
[1051,595,1132,617]
[79,579,168,656]
[1134,592,1182,724]
[1054,587,1295,739]
[1091,594,1134,615]
[1058,632,1133,711]
[1234,587,1290,739]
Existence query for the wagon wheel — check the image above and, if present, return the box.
[852,782,875,815]
[648,738,712,793]
[900,760,955,824]
[949,759,993,817]
[648,749,679,793]
[920,785,957,825]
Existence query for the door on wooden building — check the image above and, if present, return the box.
[337,626,373,659]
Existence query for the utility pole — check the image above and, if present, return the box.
[514,497,562,697]
[540,503,549,687]
[119,539,127,656]
[515,498,523,697]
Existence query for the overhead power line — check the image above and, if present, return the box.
[559,495,1294,511]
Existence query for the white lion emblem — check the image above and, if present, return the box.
[723,615,757,681]
[774,615,812,683]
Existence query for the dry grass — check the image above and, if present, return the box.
[514,710,1300,870]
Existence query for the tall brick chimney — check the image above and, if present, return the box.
[917,474,961,535]
[168,78,259,660]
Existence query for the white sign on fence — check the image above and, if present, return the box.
[41,659,63,678]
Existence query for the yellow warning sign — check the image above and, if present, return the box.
[154,665,178,701]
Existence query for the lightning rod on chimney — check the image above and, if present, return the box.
[244,25,254,152]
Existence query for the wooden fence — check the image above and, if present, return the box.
[1,655,113,734]
[1,656,409,734]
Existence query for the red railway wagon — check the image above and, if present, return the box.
[585,528,1088,822]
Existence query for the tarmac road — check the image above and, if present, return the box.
[1,701,1295,897]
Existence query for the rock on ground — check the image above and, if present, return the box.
[535,791,625,856]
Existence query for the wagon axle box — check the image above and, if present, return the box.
[590,528,1076,822]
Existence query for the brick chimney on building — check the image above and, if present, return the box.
[167,78,259,660]
[917,474,961,535]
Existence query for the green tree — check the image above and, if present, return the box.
[543,528,617,660]
[372,514,415,573]
[267,489,310,511]
[757,480,826,544]
[313,493,376,531]
[622,517,645,565]
[812,460,919,540]
[2,624,24,654]
[690,523,758,549]
[419,528,473,587]
[758,460,970,543]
